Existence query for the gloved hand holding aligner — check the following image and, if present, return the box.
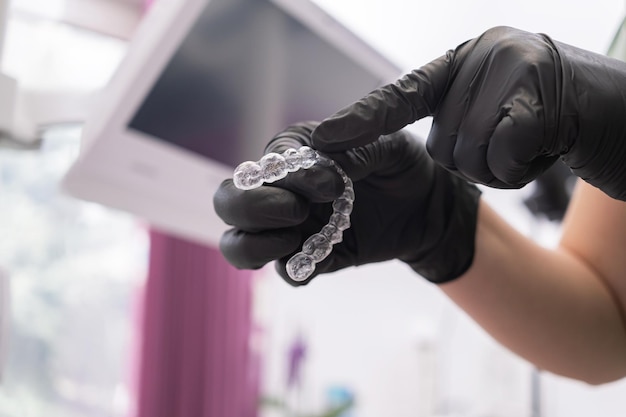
[233,146,354,281]
[215,121,482,286]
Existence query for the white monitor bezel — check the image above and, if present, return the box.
[62,0,402,246]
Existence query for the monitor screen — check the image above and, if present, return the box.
[128,0,391,167]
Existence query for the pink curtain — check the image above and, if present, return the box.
[135,230,259,417]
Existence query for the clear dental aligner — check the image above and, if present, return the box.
[233,146,354,282]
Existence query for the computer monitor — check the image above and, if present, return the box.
[62,0,401,246]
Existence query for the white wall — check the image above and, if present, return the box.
[255,196,539,417]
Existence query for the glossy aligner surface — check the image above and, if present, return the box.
[232,146,354,281]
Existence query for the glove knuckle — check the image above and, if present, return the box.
[426,134,455,169]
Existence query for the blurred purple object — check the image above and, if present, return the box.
[287,333,307,389]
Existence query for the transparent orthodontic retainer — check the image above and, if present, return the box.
[233,146,354,282]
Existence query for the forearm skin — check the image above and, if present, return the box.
[440,200,626,385]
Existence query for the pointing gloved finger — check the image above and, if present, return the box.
[325,130,426,183]
[311,53,452,152]
[219,227,302,270]
[213,179,309,231]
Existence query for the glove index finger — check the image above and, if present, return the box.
[311,53,452,152]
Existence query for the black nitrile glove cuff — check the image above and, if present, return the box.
[402,167,482,284]
[552,40,626,201]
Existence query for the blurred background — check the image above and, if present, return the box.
[1,0,626,417]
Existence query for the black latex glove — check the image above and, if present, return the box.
[213,122,481,286]
[312,26,626,201]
